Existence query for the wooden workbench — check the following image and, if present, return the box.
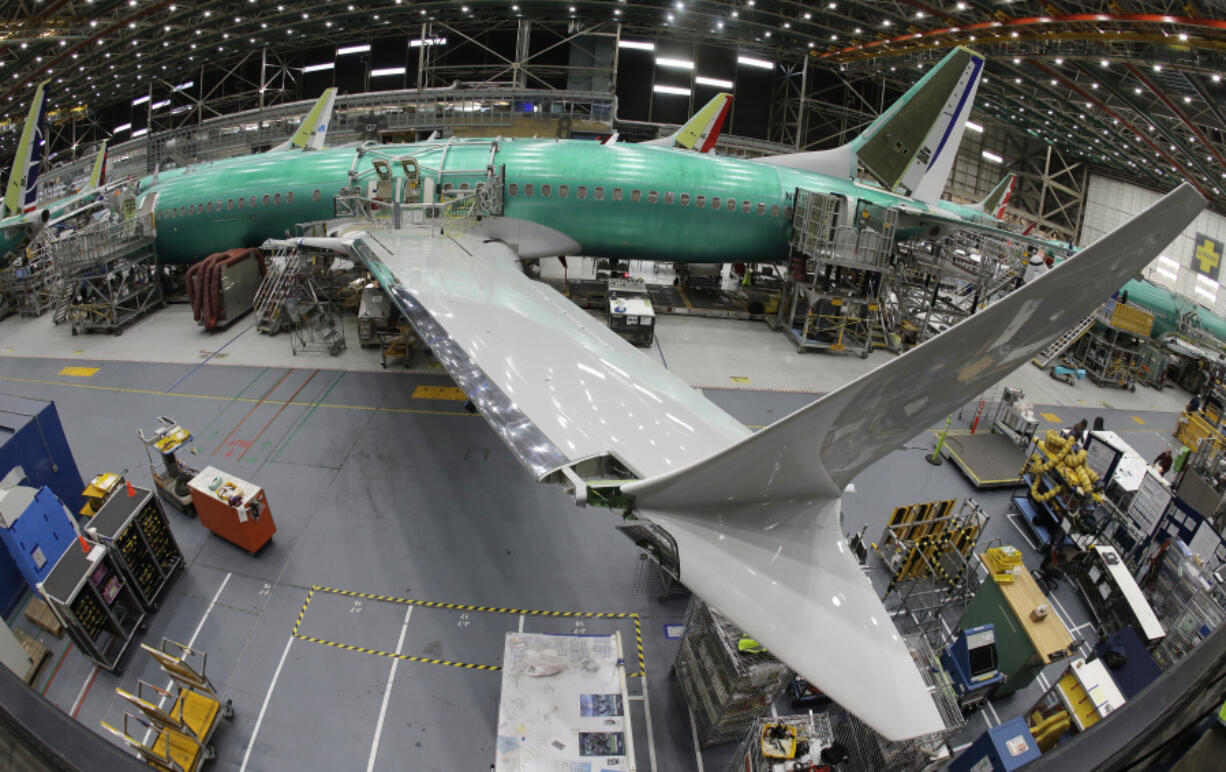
[959,555,1074,696]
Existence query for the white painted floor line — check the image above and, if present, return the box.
[639,667,658,772]
[1005,513,1039,551]
[627,695,644,701]
[517,614,525,633]
[770,703,778,717]
[239,635,295,772]
[687,707,706,772]
[189,572,233,647]
[70,665,99,717]
[143,572,234,744]
[367,606,413,772]
[952,742,972,753]
[984,698,1002,727]
[981,707,995,730]
[1037,671,1050,690]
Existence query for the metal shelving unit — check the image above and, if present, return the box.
[39,543,146,673]
[673,598,791,748]
[86,486,183,612]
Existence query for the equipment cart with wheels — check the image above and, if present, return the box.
[138,417,200,514]
[38,543,146,673]
[186,467,276,555]
[85,484,183,612]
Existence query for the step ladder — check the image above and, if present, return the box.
[288,280,346,357]
[253,247,303,334]
[1032,314,1094,368]
[49,276,78,325]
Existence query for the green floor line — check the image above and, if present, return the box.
[268,371,348,464]
[196,366,270,437]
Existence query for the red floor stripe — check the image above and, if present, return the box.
[40,641,73,696]
[211,368,294,457]
[237,369,319,462]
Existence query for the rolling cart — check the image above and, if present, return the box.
[139,417,200,514]
[38,543,145,673]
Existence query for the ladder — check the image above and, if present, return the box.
[50,276,78,325]
[253,247,302,334]
[1032,314,1095,368]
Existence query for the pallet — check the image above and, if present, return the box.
[24,596,64,638]
[13,628,50,685]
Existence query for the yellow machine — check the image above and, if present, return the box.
[80,472,123,517]
[138,417,199,514]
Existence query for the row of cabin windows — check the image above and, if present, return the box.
[504,182,787,218]
[157,188,324,221]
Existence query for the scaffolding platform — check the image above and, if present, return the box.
[41,219,162,335]
[673,597,791,748]
[942,432,1027,488]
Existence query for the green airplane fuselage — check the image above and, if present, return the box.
[139,140,912,265]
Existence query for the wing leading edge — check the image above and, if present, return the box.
[299,182,1203,744]
[622,184,1205,739]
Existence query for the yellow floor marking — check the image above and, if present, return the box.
[0,374,475,418]
[58,366,99,377]
[730,376,750,383]
[1040,412,1062,423]
[1131,416,1147,425]
[298,585,647,677]
[412,384,467,401]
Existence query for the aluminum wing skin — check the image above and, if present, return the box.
[345,229,751,480]
[312,182,1201,742]
[622,184,1204,738]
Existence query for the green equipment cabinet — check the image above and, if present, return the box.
[958,557,1075,696]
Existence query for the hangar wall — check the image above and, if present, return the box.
[1082,175,1226,317]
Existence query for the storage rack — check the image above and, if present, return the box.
[39,544,145,672]
[1144,545,1225,671]
[86,485,182,611]
[674,597,791,748]
[723,712,833,772]
[816,635,965,771]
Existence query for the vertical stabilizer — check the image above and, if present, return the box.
[640,92,733,152]
[4,80,50,217]
[754,48,984,199]
[273,87,337,151]
[977,172,1016,218]
[88,141,109,189]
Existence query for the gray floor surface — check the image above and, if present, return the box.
[0,350,1187,771]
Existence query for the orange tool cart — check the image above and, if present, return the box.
[185,467,275,555]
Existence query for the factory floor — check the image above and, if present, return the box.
[0,299,1191,771]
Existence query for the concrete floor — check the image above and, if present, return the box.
[0,302,1192,771]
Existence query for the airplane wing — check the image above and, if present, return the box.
[343,229,751,480]
[286,182,1203,742]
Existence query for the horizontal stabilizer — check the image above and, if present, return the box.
[624,183,1205,740]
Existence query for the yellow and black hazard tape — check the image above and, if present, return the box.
[292,587,315,637]
[299,585,647,677]
[311,585,636,619]
[294,634,501,671]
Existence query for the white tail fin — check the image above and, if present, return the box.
[4,80,49,218]
[623,183,1205,741]
[755,47,984,201]
[976,172,1016,218]
[640,92,733,152]
[272,87,337,151]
